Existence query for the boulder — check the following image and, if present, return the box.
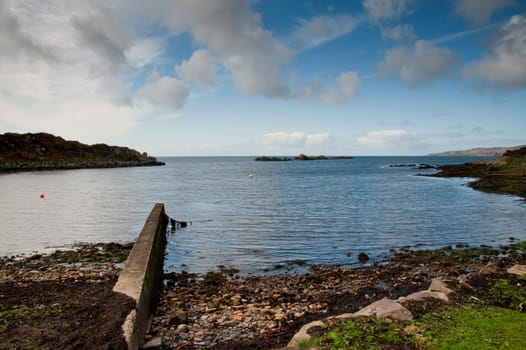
[429,277,453,295]
[400,290,449,303]
[353,298,413,321]
[507,264,526,276]
[287,320,325,348]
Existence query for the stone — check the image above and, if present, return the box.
[353,298,413,321]
[457,274,474,290]
[507,264,526,276]
[400,290,449,303]
[169,311,188,325]
[142,336,164,349]
[287,320,325,348]
[429,277,453,295]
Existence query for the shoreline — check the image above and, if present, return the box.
[2,240,525,349]
[0,159,165,174]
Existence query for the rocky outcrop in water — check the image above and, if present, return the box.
[428,147,526,199]
[255,154,353,161]
[0,132,164,173]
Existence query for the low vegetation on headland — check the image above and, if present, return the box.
[255,154,353,161]
[0,132,164,173]
[429,146,526,199]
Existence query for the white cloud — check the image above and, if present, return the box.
[463,15,526,89]
[136,0,292,98]
[125,38,164,68]
[0,0,142,141]
[323,71,360,104]
[263,132,330,148]
[357,129,416,147]
[175,49,216,86]
[378,40,455,85]
[381,24,415,41]
[0,0,54,61]
[70,6,132,75]
[291,14,362,50]
[362,0,412,21]
[306,133,330,146]
[137,76,189,109]
[455,0,515,25]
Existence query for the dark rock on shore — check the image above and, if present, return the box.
[0,132,165,173]
[426,147,526,199]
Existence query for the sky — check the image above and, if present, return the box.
[1,0,525,156]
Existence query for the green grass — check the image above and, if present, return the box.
[312,317,416,349]
[313,272,526,350]
[418,305,526,350]
[0,305,30,333]
[313,305,526,350]
[0,303,63,333]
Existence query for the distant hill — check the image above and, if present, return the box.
[0,132,164,173]
[429,145,525,157]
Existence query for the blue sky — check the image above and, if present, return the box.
[1,0,525,156]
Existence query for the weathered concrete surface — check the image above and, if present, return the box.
[114,203,168,350]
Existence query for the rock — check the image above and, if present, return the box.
[429,277,453,295]
[287,320,325,348]
[353,298,413,321]
[358,252,369,263]
[457,274,474,290]
[169,311,188,325]
[142,336,164,349]
[176,324,189,332]
[507,264,526,276]
[479,262,498,275]
[400,290,449,303]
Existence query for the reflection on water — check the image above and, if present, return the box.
[1,156,525,274]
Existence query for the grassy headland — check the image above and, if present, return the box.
[430,147,526,199]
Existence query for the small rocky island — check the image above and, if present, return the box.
[255,154,353,161]
[0,132,164,173]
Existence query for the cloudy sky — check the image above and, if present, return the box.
[1,0,525,156]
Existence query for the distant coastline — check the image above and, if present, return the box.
[0,132,164,173]
[429,145,525,157]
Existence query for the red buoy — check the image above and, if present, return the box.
[40,193,45,199]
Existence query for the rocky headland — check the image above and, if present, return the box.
[428,146,526,199]
[0,132,164,173]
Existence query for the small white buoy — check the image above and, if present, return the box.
[249,174,253,178]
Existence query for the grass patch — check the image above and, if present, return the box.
[418,305,526,350]
[314,305,526,350]
[488,279,526,311]
[0,305,30,333]
[313,317,417,349]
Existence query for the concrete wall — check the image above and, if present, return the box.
[113,203,168,350]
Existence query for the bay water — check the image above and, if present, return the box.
[0,156,525,274]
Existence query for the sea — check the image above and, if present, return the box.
[1,156,525,274]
